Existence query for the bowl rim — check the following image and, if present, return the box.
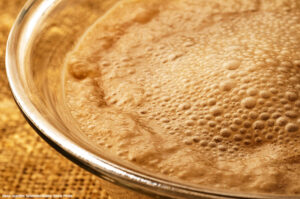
[5,1,299,199]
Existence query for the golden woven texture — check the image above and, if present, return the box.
[0,1,111,198]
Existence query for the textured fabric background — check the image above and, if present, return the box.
[0,1,112,198]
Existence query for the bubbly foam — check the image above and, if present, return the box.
[65,0,300,194]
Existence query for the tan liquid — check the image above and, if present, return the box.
[64,0,300,194]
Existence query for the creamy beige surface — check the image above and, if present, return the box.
[65,0,300,194]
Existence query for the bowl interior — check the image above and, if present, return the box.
[6,1,296,199]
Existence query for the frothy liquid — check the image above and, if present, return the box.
[65,0,300,194]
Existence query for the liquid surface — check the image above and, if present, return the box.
[65,0,300,194]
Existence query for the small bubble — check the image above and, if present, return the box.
[247,88,258,96]
[190,115,198,120]
[183,41,194,47]
[242,97,256,109]
[241,114,248,120]
[233,134,243,141]
[168,53,182,61]
[198,119,206,125]
[128,69,136,74]
[260,90,271,99]
[249,111,258,119]
[285,111,298,118]
[293,60,300,67]
[295,100,300,107]
[208,98,217,106]
[270,88,278,94]
[267,119,275,126]
[218,145,227,151]
[286,91,298,101]
[244,121,252,128]
[245,133,252,139]
[253,120,265,130]
[272,112,281,119]
[258,98,265,105]
[220,128,231,137]
[213,136,223,142]
[185,130,193,136]
[220,80,235,91]
[200,140,208,146]
[144,92,152,97]
[209,142,216,147]
[140,110,147,114]
[208,121,217,127]
[230,124,239,131]
[265,58,278,66]
[165,125,171,130]
[260,113,270,120]
[224,60,241,70]
[281,61,292,67]
[255,137,262,143]
[185,120,195,126]
[184,139,193,145]
[280,98,288,105]
[285,123,299,133]
[284,104,292,110]
[240,128,247,134]
[161,118,170,123]
[101,61,110,67]
[205,115,213,120]
[244,139,251,145]
[162,96,171,102]
[179,103,191,110]
[215,116,223,123]
[210,106,223,116]
[233,118,243,125]
[265,133,274,140]
[276,117,288,126]
[193,136,200,143]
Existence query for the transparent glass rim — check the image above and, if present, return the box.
[5,1,298,199]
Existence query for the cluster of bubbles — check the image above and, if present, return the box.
[99,9,300,160]
[67,0,300,161]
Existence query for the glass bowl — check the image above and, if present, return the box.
[5,0,296,198]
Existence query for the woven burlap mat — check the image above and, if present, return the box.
[0,1,112,198]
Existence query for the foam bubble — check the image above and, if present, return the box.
[242,97,256,109]
[208,98,217,106]
[198,119,206,125]
[133,7,157,23]
[218,145,227,151]
[260,113,270,120]
[224,60,241,70]
[213,136,223,142]
[294,60,300,67]
[210,106,223,116]
[185,120,195,126]
[233,118,243,125]
[285,123,299,133]
[260,90,271,99]
[233,134,243,141]
[200,140,208,146]
[255,137,262,143]
[220,128,231,137]
[253,120,265,130]
[220,80,235,91]
[179,103,191,110]
[286,91,298,101]
[285,111,298,118]
[276,117,288,126]
[247,88,258,96]
[265,133,274,140]
[208,121,217,127]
